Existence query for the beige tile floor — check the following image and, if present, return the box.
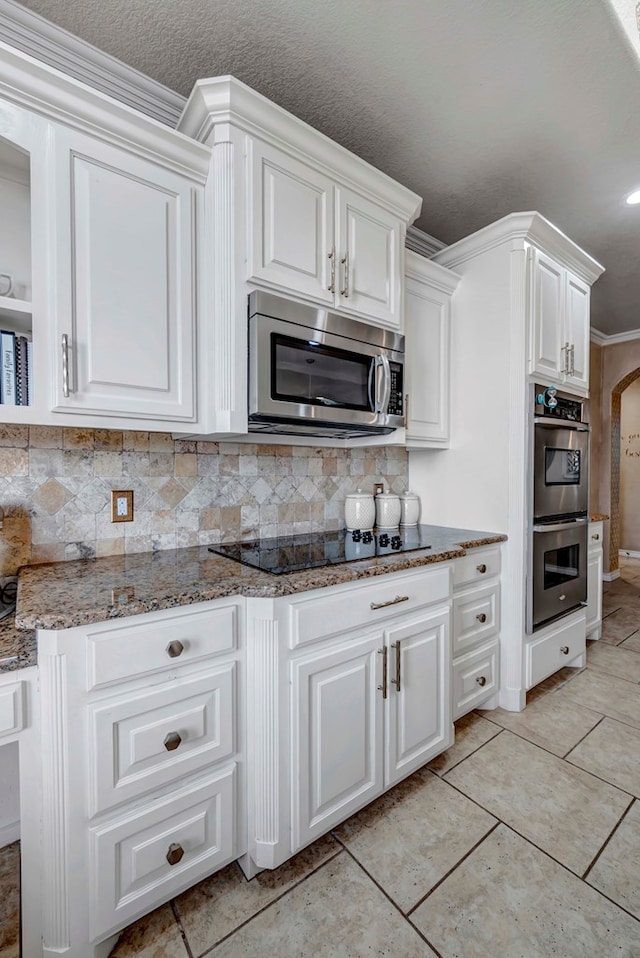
[4,560,640,957]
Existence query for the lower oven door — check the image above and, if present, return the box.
[529,518,588,632]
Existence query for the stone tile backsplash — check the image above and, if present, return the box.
[0,425,408,576]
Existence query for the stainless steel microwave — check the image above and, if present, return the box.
[248,291,405,439]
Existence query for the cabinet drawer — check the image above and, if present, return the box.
[453,584,499,656]
[89,764,235,940]
[89,665,235,814]
[87,603,238,689]
[589,521,603,553]
[525,614,586,690]
[0,682,24,738]
[288,565,451,649]
[452,640,499,720]
[453,547,501,588]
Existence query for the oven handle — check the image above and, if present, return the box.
[532,518,588,533]
[533,418,589,431]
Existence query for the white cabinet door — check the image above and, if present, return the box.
[404,273,450,446]
[291,633,384,851]
[529,248,565,382]
[337,186,402,328]
[385,608,451,787]
[564,272,590,391]
[51,128,197,422]
[248,140,335,304]
[586,523,603,638]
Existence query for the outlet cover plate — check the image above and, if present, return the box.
[111,490,134,523]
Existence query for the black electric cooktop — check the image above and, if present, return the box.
[209,527,432,575]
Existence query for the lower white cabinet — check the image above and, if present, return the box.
[525,610,586,689]
[586,520,604,640]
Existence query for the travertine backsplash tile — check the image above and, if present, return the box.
[0,426,408,575]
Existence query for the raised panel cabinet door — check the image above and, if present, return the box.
[336,187,402,328]
[51,128,197,421]
[248,139,335,304]
[385,607,452,788]
[404,278,450,446]
[564,271,590,391]
[290,633,384,852]
[528,248,565,383]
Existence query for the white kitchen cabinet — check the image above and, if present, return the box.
[451,546,501,718]
[404,250,460,448]
[249,138,403,328]
[24,598,244,958]
[525,611,586,689]
[586,520,604,640]
[50,126,198,423]
[528,247,591,392]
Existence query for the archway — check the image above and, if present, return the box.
[609,367,640,573]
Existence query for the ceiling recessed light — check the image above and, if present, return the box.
[626,189,640,205]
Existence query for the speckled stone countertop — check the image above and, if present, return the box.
[590,513,609,522]
[7,525,506,671]
[0,618,36,674]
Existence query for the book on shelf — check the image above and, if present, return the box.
[0,330,32,406]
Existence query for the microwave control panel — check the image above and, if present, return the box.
[388,362,404,418]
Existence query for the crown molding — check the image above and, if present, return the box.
[404,248,460,294]
[432,211,605,286]
[405,225,447,258]
[591,325,640,345]
[0,0,186,127]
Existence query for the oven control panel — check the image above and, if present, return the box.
[534,386,584,423]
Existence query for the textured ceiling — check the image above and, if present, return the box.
[13,0,640,335]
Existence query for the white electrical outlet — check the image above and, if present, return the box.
[111,490,134,523]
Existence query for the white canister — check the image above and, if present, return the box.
[344,490,375,531]
[400,491,421,526]
[375,492,401,529]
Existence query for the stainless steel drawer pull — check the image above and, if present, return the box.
[166,843,184,866]
[166,640,184,658]
[391,641,401,693]
[370,595,409,611]
[477,564,487,574]
[476,613,487,624]
[476,675,487,687]
[377,647,388,699]
[164,731,182,752]
[560,645,570,655]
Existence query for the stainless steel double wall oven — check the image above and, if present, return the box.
[527,386,590,633]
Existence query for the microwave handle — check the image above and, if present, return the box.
[370,355,391,414]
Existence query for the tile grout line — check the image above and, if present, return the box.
[561,713,607,760]
[170,899,195,958]
[428,725,504,777]
[582,796,636,884]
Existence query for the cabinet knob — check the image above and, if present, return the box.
[166,843,184,866]
[477,564,487,574]
[592,534,600,541]
[560,645,570,655]
[166,640,184,658]
[163,731,182,752]
[476,613,487,624]
[476,675,487,687]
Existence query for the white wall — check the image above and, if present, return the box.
[620,377,640,552]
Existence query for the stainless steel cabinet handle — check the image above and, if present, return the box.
[476,675,487,687]
[166,843,184,866]
[476,613,487,624]
[377,646,388,699]
[476,564,487,574]
[61,334,70,398]
[570,344,575,376]
[166,640,184,658]
[370,595,410,611]
[164,731,182,752]
[391,641,401,692]
[340,251,349,297]
[561,341,570,374]
[560,645,570,655]
[327,246,336,293]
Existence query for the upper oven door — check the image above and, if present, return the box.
[248,314,404,430]
[533,421,589,521]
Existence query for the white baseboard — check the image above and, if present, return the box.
[619,549,640,560]
[0,819,19,848]
[603,569,621,581]
[498,686,526,712]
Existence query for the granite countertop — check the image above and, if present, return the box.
[0,618,36,674]
[590,513,609,522]
[13,526,506,645]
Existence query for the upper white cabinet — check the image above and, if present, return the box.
[404,250,460,448]
[50,128,198,422]
[528,247,591,392]
[249,137,405,329]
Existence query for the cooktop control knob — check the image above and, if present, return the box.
[379,533,390,547]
